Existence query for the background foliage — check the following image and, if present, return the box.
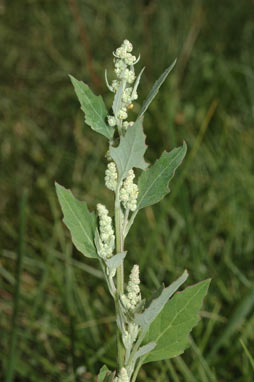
[1,0,253,381]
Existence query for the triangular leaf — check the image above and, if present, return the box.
[110,117,148,181]
[137,59,177,118]
[98,365,110,382]
[70,75,114,140]
[142,279,211,363]
[137,142,187,210]
[55,183,97,258]
[134,270,188,332]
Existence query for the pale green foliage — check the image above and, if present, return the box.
[106,252,127,273]
[55,40,210,382]
[110,117,148,181]
[132,342,157,365]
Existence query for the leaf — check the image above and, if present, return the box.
[70,75,114,140]
[110,117,148,180]
[133,342,157,364]
[132,67,145,96]
[137,142,187,210]
[134,270,188,332]
[137,59,177,118]
[98,365,110,382]
[142,279,211,363]
[105,252,127,272]
[55,183,97,258]
[112,81,124,117]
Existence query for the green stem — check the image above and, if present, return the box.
[115,184,125,368]
[127,330,144,369]
[131,357,143,382]
[115,201,124,294]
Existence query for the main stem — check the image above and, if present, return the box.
[115,185,125,369]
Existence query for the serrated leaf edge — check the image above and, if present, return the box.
[143,278,211,363]
[55,182,97,258]
[69,75,114,140]
[137,141,187,210]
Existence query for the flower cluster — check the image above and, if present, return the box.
[119,169,138,211]
[122,321,139,350]
[105,162,118,191]
[114,367,129,382]
[114,39,136,84]
[123,120,134,132]
[121,265,141,310]
[106,40,140,130]
[97,204,115,259]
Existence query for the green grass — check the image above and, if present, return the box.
[1,0,254,381]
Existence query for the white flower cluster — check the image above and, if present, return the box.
[97,204,115,259]
[108,115,116,127]
[114,40,136,84]
[122,321,139,350]
[107,40,139,129]
[105,162,118,191]
[114,367,129,382]
[119,169,138,211]
[123,121,134,132]
[121,265,141,310]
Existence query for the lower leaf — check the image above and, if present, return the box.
[55,182,98,258]
[142,279,211,363]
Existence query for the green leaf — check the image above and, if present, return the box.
[137,142,187,210]
[110,117,148,181]
[142,279,211,363]
[132,67,145,96]
[105,252,127,272]
[134,270,188,333]
[133,342,157,364]
[70,75,114,140]
[98,365,110,382]
[137,59,177,118]
[55,182,97,258]
[112,81,124,117]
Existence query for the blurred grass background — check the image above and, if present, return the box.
[0,0,254,381]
